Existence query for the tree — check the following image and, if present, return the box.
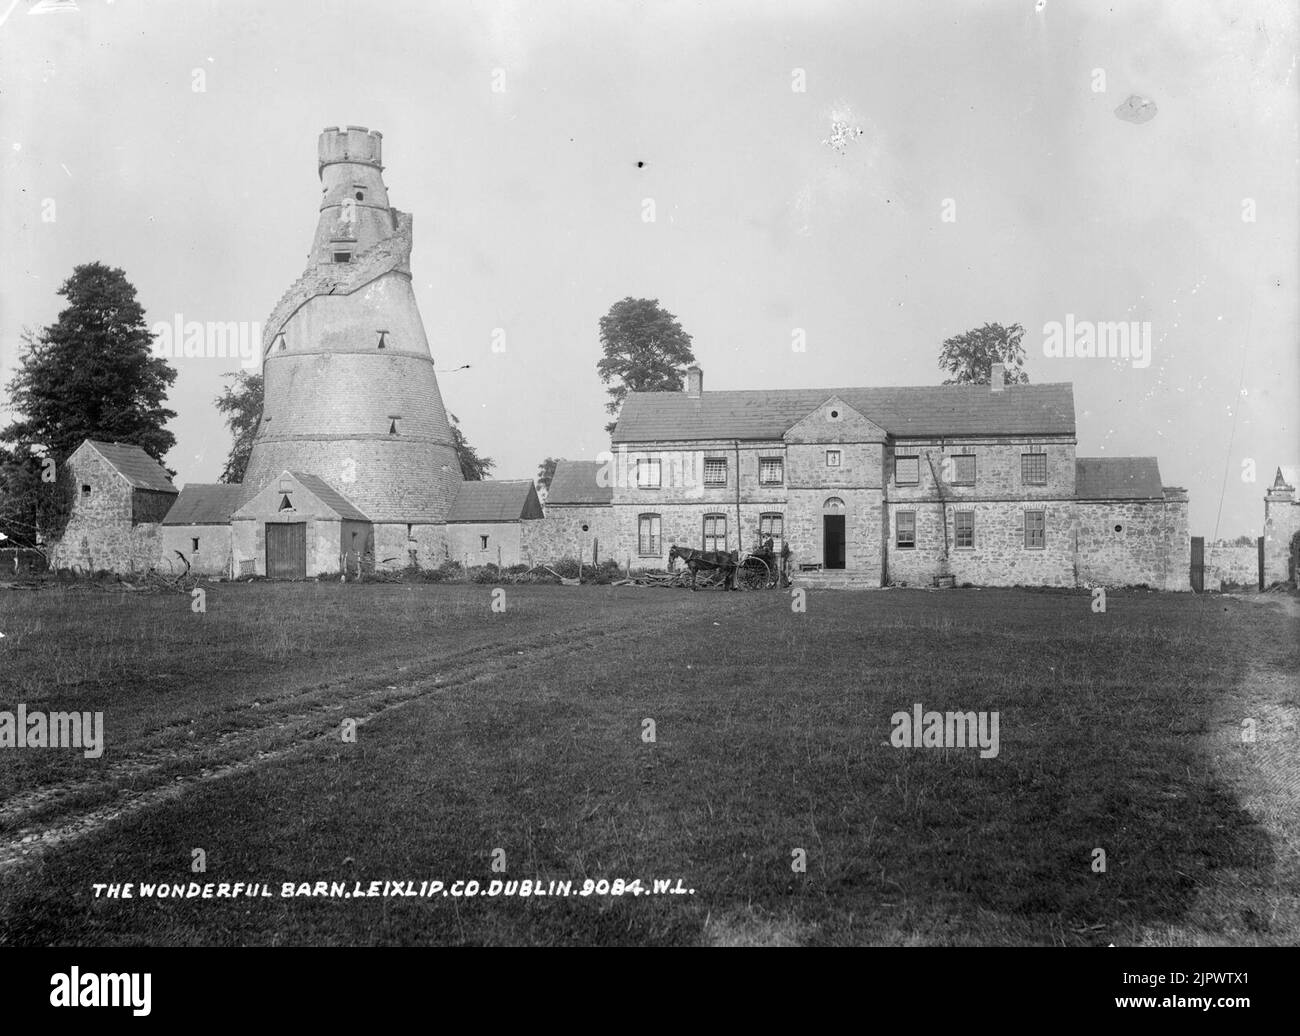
[536,457,560,493]
[449,413,494,480]
[214,371,263,484]
[597,297,696,435]
[0,263,177,544]
[938,322,1029,386]
[2,263,177,463]
[0,445,74,548]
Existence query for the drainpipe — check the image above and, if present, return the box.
[925,447,950,567]
[734,439,742,554]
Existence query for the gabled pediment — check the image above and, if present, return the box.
[783,396,888,444]
[233,471,369,522]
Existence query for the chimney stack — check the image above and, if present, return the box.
[990,363,1005,392]
[686,366,703,399]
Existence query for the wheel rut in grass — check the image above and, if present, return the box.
[0,618,630,870]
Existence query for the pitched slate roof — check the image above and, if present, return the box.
[447,480,544,522]
[545,461,612,505]
[610,384,1076,443]
[289,472,370,521]
[162,484,248,525]
[1075,457,1164,500]
[86,441,177,492]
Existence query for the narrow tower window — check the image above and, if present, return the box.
[376,330,389,350]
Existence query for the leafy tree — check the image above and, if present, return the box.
[449,413,494,480]
[214,371,263,484]
[597,297,696,435]
[938,322,1029,386]
[536,457,560,493]
[0,263,176,544]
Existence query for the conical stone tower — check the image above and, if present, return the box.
[244,126,463,557]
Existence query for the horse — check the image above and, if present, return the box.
[668,544,738,591]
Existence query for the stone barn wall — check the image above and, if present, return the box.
[1075,492,1188,590]
[160,525,233,578]
[521,506,617,565]
[1204,544,1261,588]
[447,523,524,568]
[372,522,448,570]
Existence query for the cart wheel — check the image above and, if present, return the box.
[739,558,769,590]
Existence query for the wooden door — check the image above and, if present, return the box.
[266,522,306,579]
[1190,536,1204,593]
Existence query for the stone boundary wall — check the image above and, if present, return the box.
[1204,543,1260,587]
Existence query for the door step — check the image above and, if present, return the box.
[794,571,882,589]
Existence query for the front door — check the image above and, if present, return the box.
[823,514,846,569]
[266,522,307,579]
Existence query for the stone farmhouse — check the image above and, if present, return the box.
[600,366,1191,589]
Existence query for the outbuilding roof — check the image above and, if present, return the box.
[446,480,544,522]
[85,441,177,492]
[545,461,612,505]
[162,484,248,525]
[610,383,1076,443]
[1075,457,1164,500]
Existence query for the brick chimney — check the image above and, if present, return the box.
[686,366,703,399]
[990,363,1005,392]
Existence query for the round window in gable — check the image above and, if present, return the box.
[1114,524,1123,533]
[829,409,841,420]
[581,523,590,533]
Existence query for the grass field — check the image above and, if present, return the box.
[0,581,1296,946]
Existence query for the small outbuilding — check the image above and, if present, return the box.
[231,471,373,579]
[445,480,543,567]
[160,484,248,577]
[50,440,178,574]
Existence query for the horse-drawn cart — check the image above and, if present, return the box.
[668,541,783,591]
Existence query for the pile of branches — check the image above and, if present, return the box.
[613,568,696,589]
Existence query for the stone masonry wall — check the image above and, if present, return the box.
[447,523,524,568]
[521,507,617,565]
[160,525,233,577]
[1076,500,1176,589]
[1204,543,1261,588]
[372,522,448,570]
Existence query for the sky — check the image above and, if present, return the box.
[1,0,1296,539]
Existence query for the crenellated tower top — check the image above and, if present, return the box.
[318,125,384,174]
